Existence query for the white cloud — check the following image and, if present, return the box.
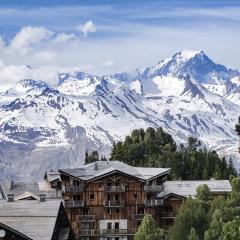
[34,51,57,61]
[103,61,115,67]
[0,37,5,50]
[9,26,53,54]
[54,33,76,43]
[76,20,97,37]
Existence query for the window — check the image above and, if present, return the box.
[115,222,119,229]
[90,193,94,200]
[115,238,120,240]
[82,208,89,215]
[0,230,6,238]
[137,207,144,214]
[107,222,112,229]
[133,193,137,199]
[115,208,120,213]
[73,195,80,200]
[107,208,112,214]
[73,180,80,186]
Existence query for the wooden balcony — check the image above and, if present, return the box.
[145,199,163,207]
[77,215,95,222]
[144,185,164,192]
[104,200,125,207]
[79,228,137,236]
[104,185,125,192]
[132,214,145,220]
[62,185,84,194]
[64,200,84,208]
[161,212,176,218]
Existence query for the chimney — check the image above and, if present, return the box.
[39,194,46,202]
[10,180,14,190]
[94,162,99,171]
[7,194,14,202]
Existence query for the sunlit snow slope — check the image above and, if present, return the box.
[0,50,240,179]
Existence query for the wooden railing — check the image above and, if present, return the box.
[79,228,137,236]
[132,214,145,220]
[144,185,164,192]
[77,215,95,222]
[105,185,125,192]
[62,185,84,193]
[104,200,125,207]
[64,200,84,208]
[161,212,176,218]
[145,199,163,206]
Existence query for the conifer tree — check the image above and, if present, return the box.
[134,214,165,240]
[188,228,198,240]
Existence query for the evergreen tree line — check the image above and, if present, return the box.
[134,179,240,240]
[168,178,240,240]
[109,127,236,180]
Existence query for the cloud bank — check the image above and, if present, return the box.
[0,1,239,88]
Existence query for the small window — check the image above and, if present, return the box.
[133,193,137,199]
[73,195,80,200]
[107,222,112,229]
[115,222,119,229]
[90,193,94,200]
[115,238,120,240]
[115,208,120,213]
[107,208,112,214]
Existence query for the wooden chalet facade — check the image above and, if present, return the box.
[56,161,232,240]
[59,161,171,240]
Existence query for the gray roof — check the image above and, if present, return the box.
[45,171,61,183]
[60,160,171,181]
[0,199,62,240]
[157,180,232,199]
[0,180,62,199]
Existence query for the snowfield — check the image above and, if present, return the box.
[0,50,240,179]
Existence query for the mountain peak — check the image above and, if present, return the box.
[174,50,204,61]
[143,50,234,84]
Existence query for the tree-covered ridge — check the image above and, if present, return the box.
[110,127,236,180]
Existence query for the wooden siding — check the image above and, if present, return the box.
[61,171,166,239]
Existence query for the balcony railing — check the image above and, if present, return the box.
[104,200,125,207]
[144,185,164,192]
[64,200,84,208]
[100,229,137,235]
[78,215,95,222]
[62,185,84,194]
[79,229,137,236]
[162,212,176,218]
[105,185,125,192]
[132,214,145,220]
[145,199,163,206]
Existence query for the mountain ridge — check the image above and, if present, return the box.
[0,50,240,179]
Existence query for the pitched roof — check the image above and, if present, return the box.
[0,199,62,240]
[60,160,171,181]
[0,180,62,199]
[44,171,61,183]
[15,192,40,201]
[157,180,232,199]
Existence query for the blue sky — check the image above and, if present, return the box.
[0,0,239,84]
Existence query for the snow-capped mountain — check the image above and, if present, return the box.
[0,50,240,179]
